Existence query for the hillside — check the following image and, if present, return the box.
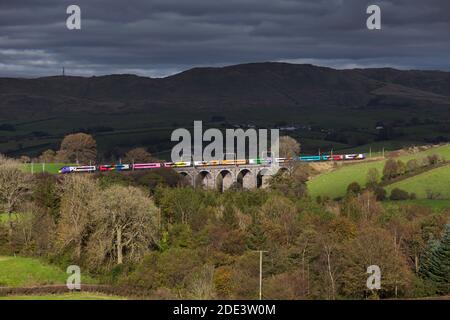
[1,62,450,158]
[0,256,123,300]
[307,144,450,199]
[0,256,74,288]
[385,164,450,199]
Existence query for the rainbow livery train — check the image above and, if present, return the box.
[58,153,365,174]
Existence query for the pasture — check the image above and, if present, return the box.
[307,144,450,199]
[385,164,450,200]
[0,256,95,288]
[22,163,68,174]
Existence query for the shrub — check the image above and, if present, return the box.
[389,188,410,201]
[426,154,441,166]
[383,159,399,180]
[397,160,406,175]
[426,189,442,200]
[347,182,362,195]
[406,159,419,172]
[366,168,380,189]
[374,186,387,201]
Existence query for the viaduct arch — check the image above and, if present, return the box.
[174,164,286,191]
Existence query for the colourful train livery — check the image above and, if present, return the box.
[57,154,365,174]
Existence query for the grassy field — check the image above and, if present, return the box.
[308,160,384,199]
[0,256,95,288]
[22,163,68,174]
[0,292,126,300]
[307,144,450,199]
[0,256,127,300]
[385,164,450,200]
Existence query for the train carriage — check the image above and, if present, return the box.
[58,165,96,174]
[133,163,162,170]
[99,164,130,171]
[58,152,367,174]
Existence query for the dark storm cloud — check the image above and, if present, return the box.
[1,0,450,77]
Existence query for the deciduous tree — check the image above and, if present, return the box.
[123,147,154,163]
[56,133,97,164]
[56,175,98,260]
[279,136,300,158]
[87,185,160,267]
[339,226,413,299]
[0,155,30,240]
[366,168,380,189]
[383,159,399,180]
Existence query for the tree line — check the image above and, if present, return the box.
[0,152,449,299]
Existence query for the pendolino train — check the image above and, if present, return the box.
[57,153,365,174]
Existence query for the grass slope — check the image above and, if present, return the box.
[22,163,68,174]
[308,144,450,199]
[0,256,95,288]
[308,160,384,199]
[385,164,450,200]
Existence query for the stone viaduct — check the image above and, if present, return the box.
[174,164,288,192]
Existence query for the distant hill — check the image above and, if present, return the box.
[1,62,450,158]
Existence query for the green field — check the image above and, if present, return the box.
[0,292,126,300]
[307,144,450,199]
[22,163,68,174]
[385,164,450,200]
[0,256,127,300]
[0,256,95,288]
[308,160,385,199]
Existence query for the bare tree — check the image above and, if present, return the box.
[0,155,30,240]
[366,168,380,188]
[56,174,99,259]
[279,136,301,158]
[123,147,154,163]
[87,185,160,267]
[186,264,217,299]
[38,149,56,163]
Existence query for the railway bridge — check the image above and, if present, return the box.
[174,163,289,192]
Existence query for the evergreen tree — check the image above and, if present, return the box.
[420,223,450,294]
[246,215,267,250]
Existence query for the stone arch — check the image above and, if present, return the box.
[237,169,256,189]
[178,171,193,186]
[278,166,290,175]
[195,170,214,189]
[216,169,234,192]
[257,168,271,189]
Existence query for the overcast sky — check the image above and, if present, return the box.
[1,0,450,78]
